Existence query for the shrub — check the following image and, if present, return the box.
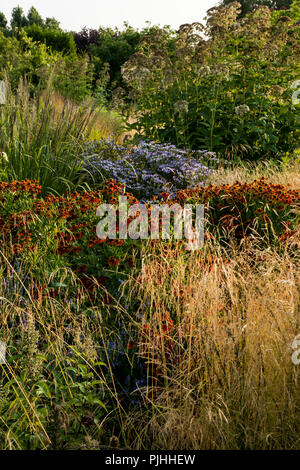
[74,27,100,53]
[48,55,94,102]
[0,30,93,101]
[25,24,77,55]
[79,25,142,96]
[0,30,57,90]
[271,0,300,24]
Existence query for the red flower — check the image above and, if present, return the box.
[108,256,120,267]
[88,237,107,248]
[71,247,81,254]
[76,265,88,274]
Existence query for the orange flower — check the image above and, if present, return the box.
[108,239,124,246]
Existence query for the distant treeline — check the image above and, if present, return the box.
[0,2,296,102]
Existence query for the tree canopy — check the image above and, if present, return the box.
[0,12,7,29]
[10,6,28,28]
[220,0,293,16]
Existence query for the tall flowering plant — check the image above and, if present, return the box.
[120,3,300,159]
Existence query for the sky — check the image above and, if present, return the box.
[1,0,219,32]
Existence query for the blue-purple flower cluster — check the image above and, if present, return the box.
[81,139,219,199]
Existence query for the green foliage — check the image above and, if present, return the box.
[0,12,7,29]
[10,5,61,31]
[0,78,96,195]
[0,295,108,449]
[25,24,77,54]
[122,4,299,160]
[10,6,28,28]
[49,55,94,101]
[0,30,93,101]
[93,26,141,90]
[2,9,176,102]
[44,17,61,30]
[27,6,44,27]
[271,0,300,22]
[73,25,142,96]
[0,30,57,90]
[74,25,171,96]
[220,0,293,16]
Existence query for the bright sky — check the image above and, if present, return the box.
[1,0,219,31]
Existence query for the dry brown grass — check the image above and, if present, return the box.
[88,108,124,141]
[125,240,300,449]
[208,159,300,189]
[42,90,124,141]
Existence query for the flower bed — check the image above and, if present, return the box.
[0,176,299,448]
[167,177,300,245]
[1,177,299,278]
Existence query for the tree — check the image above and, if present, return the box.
[45,17,61,30]
[25,24,77,54]
[219,0,293,16]
[83,26,141,91]
[271,0,293,8]
[10,6,28,28]
[27,6,44,27]
[0,12,7,29]
[74,28,100,52]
